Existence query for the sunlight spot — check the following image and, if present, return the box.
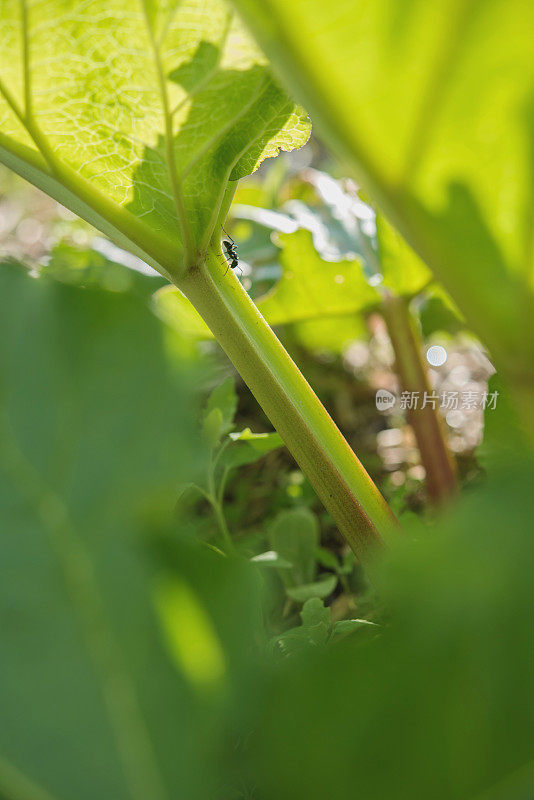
[426,345,447,366]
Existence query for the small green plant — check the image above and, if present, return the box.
[183,383,362,614]
[179,376,283,552]
[269,596,376,657]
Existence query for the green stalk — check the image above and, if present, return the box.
[211,501,234,554]
[179,247,400,569]
[381,294,457,504]
[206,450,235,554]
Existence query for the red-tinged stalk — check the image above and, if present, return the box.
[381,293,457,505]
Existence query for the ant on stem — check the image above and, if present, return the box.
[221,226,240,275]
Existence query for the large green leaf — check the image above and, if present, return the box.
[258,229,380,325]
[0,262,258,799]
[230,0,534,406]
[0,0,310,276]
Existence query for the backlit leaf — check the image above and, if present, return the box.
[0,0,310,276]
[231,0,534,416]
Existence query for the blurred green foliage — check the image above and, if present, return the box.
[242,457,534,800]
[1,154,524,800]
[0,262,221,798]
[1,0,533,795]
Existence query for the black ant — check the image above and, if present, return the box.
[221,226,240,275]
